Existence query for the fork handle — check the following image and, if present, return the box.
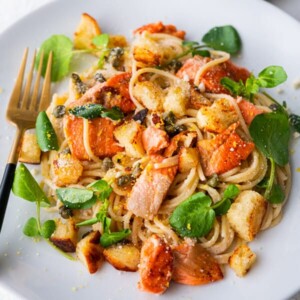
[0,163,17,232]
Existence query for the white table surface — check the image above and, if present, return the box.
[0,0,299,299]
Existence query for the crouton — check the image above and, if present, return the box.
[114,120,145,158]
[197,98,239,133]
[108,35,128,48]
[163,83,189,117]
[178,147,199,173]
[227,191,267,242]
[76,231,104,274]
[103,243,140,272]
[50,219,78,252]
[138,235,173,294]
[74,13,101,50]
[52,152,83,187]
[229,244,256,277]
[133,81,164,111]
[173,243,223,285]
[18,131,41,164]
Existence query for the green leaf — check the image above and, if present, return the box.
[223,184,240,200]
[92,33,109,48]
[56,188,97,209]
[100,229,131,247]
[36,111,59,151]
[23,217,40,237]
[257,66,287,88]
[249,112,290,166]
[182,41,199,47]
[268,184,285,204]
[76,217,98,227]
[12,163,50,206]
[192,49,210,57]
[36,35,73,82]
[88,180,112,201]
[289,114,300,133]
[40,220,56,238]
[244,75,260,97]
[213,199,231,216]
[220,77,245,96]
[101,106,124,121]
[202,25,241,54]
[69,104,104,119]
[169,192,215,238]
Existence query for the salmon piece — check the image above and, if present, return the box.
[177,57,250,94]
[197,123,254,176]
[237,99,264,125]
[127,156,177,219]
[134,21,185,39]
[67,73,135,113]
[142,126,169,155]
[104,72,136,113]
[64,115,124,160]
[138,235,173,294]
[164,131,197,157]
[173,243,223,285]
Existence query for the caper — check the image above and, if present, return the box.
[167,59,183,72]
[133,108,148,123]
[61,147,71,155]
[117,175,132,187]
[269,104,280,112]
[71,73,88,95]
[108,47,124,69]
[102,157,114,172]
[59,205,73,219]
[52,105,66,118]
[94,72,106,83]
[207,174,219,188]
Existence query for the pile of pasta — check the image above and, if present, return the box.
[22,14,290,294]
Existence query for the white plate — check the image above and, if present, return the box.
[0,0,300,299]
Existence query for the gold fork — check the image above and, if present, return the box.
[0,48,53,232]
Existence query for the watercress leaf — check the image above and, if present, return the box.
[268,184,285,204]
[40,220,56,238]
[220,77,245,96]
[102,216,112,233]
[100,229,131,247]
[56,188,96,209]
[213,198,231,216]
[92,33,109,48]
[36,111,59,151]
[256,177,269,189]
[257,66,287,88]
[88,180,112,201]
[23,217,40,237]
[289,114,300,133]
[36,35,73,82]
[249,112,290,166]
[202,25,241,54]
[223,184,240,200]
[101,106,124,121]
[192,49,210,57]
[245,75,260,97]
[76,217,98,227]
[169,192,215,238]
[12,163,50,206]
[69,104,104,119]
[97,49,110,69]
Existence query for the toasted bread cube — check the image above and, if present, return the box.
[197,98,239,133]
[108,35,128,48]
[18,131,41,164]
[76,231,104,274]
[178,147,199,173]
[74,13,101,50]
[53,152,83,187]
[103,243,140,272]
[227,191,267,242]
[133,81,164,111]
[114,120,145,158]
[163,84,189,117]
[229,244,256,277]
[50,219,78,252]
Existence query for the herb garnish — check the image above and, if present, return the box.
[221,66,287,101]
[36,33,115,82]
[69,104,124,121]
[169,185,239,238]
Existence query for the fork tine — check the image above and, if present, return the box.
[30,50,44,111]
[7,48,29,110]
[20,50,36,109]
[38,51,53,112]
